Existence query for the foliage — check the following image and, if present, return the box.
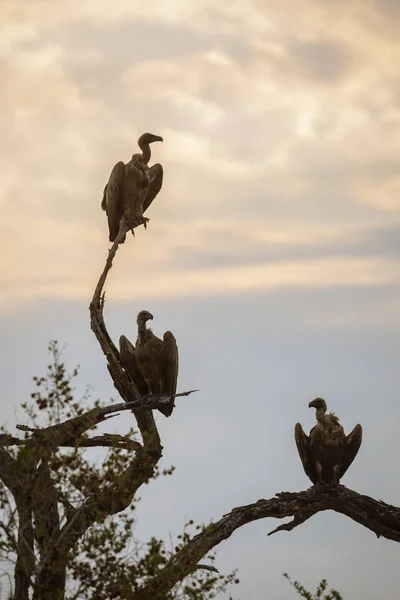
[0,341,237,599]
[284,573,343,600]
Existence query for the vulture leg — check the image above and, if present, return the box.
[135,215,150,230]
[332,466,341,487]
[126,215,149,237]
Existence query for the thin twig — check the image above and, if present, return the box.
[195,564,219,574]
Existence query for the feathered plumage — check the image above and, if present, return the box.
[102,133,163,242]
[119,310,179,417]
[295,398,362,486]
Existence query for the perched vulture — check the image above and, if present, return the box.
[295,398,362,487]
[119,310,179,417]
[101,133,163,242]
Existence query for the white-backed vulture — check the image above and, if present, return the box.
[119,310,179,417]
[101,133,163,243]
[295,398,362,487]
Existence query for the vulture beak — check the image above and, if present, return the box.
[147,312,154,321]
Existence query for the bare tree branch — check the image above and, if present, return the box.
[5,390,197,450]
[194,564,219,574]
[89,223,161,456]
[54,442,155,557]
[4,222,199,597]
[2,187,398,600]
[132,485,400,599]
[0,434,24,446]
[47,224,171,557]
[73,434,142,450]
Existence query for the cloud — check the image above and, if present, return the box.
[1,0,400,316]
[1,210,399,312]
[358,176,400,212]
[286,40,357,83]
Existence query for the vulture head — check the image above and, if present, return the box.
[136,310,154,325]
[308,397,327,412]
[137,133,163,151]
[135,133,163,166]
[138,133,163,144]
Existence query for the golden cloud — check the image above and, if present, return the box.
[1,0,399,314]
[358,177,400,212]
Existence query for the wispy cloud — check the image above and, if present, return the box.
[1,0,400,312]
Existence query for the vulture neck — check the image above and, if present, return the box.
[137,319,149,342]
[315,407,329,426]
[138,141,151,165]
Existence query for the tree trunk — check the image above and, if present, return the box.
[14,500,34,600]
[32,564,66,600]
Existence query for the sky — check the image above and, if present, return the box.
[1,0,400,597]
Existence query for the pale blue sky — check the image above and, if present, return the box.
[1,0,400,597]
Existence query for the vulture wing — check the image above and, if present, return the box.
[135,333,164,396]
[295,423,318,485]
[158,331,179,417]
[339,424,362,479]
[119,335,147,395]
[143,163,163,213]
[105,161,125,242]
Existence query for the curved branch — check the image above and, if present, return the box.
[89,223,161,457]
[133,485,400,599]
[4,432,142,451]
[52,224,168,557]
[74,434,142,450]
[55,442,155,557]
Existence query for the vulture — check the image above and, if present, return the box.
[119,310,179,417]
[295,398,362,487]
[101,133,163,242]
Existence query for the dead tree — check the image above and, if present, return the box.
[0,222,399,600]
